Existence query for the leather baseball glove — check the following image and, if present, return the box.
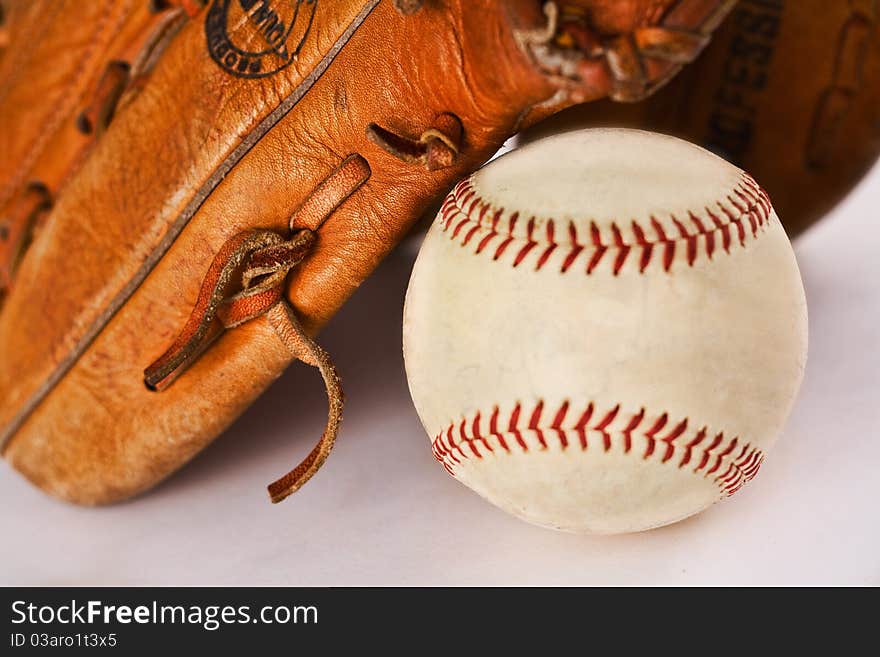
[0,0,734,505]
[525,0,880,236]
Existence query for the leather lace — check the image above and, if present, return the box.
[517,0,737,102]
[366,113,463,171]
[144,154,370,502]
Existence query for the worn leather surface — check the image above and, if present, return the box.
[525,0,880,236]
[0,0,194,299]
[0,0,733,505]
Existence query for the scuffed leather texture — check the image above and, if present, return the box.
[0,0,194,300]
[0,0,732,505]
[526,0,880,236]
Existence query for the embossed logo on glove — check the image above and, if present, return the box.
[206,0,318,77]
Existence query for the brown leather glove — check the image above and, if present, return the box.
[524,0,880,236]
[0,0,202,303]
[0,0,734,505]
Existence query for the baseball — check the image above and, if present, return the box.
[402,129,808,534]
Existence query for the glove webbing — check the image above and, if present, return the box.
[144,154,370,503]
[519,0,737,102]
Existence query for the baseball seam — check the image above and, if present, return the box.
[438,172,772,275]
[431,400,765,497]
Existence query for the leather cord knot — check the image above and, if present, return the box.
[144,154,370,502]
[143,229,341,504]
[143,229,316,392]
[366,113,462,171]
[143,229,340,503]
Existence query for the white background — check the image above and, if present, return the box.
[2,155,878,586]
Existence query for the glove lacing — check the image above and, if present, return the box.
[144,154,370,503]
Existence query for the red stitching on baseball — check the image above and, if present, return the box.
[431,400,764,497]
[574,403,593,450]
[439,173,772,275]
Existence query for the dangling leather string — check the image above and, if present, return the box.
[144,154,371,502]
[265,302,343,503]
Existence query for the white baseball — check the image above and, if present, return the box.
[403,129,808,534]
